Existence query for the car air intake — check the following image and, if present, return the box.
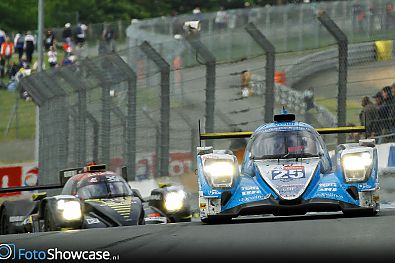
[346,186,359,200]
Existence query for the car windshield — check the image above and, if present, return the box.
[250,130,323,159]
[76,175,132,199]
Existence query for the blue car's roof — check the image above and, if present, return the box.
[254,121,317,134]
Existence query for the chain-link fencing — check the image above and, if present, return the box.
[6,1,395,187]
[6,0,393,61]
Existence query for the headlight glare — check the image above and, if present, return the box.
[342,152,372,183]
[164,191,186,212]
[57,200,82,221]
[203,160,236,188]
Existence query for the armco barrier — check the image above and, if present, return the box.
[285,42,376,88]
[274,42,378,128]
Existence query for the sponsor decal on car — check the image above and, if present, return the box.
[271,166,305,181]
[238,193,271,203]
[315,192,344,200]
[86,218,100,225]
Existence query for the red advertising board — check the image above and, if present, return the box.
[0,166,22,197]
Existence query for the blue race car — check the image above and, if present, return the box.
[197,111,379,224]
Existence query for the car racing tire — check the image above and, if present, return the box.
[0,208,14,235]
[201,215,232,225]
[139,206,145,225]
[44,207,59,232]
[342,208,378,217]
[179,217,192,223]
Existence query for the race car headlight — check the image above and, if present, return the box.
[57,200,82,221]
[203,160,236,188]
[164,191,186,212]
[342,152,372,183]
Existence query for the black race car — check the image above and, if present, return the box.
[148,184,192,223]
[0,164,191,234]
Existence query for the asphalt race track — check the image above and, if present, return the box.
[2,209,395,262]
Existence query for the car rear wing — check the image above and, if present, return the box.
[0,167,83,194]
[199,126,366,141]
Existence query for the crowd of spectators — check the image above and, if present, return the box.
[351,0,395,34]
[359,83,395,142]
[0,22,89,98]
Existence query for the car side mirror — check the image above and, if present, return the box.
[131,188,145,202]
[121,166,128,181]
[32,192,47,201]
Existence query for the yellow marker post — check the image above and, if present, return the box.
[375,40,393,61]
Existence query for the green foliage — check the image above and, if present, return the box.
[0,90,36,142]
[0,0,323,33]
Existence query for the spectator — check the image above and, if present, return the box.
[229,128,248,163]
[44,30,55,51]
[385,1,394,30]
[17,55,29,71]
[171,11,183,38]
[303,88,314,111]
[62,23,73,50]
[192,6,203,21]
[75,22,88,47]
[24,31,35,64]
[48,45,58,68]
[359,96,378,137]
[0,29,5,47]
[101,24,115,52]
[215,7,228,31]
[379,86,394,137]
[352,0,365,32]
[241,70,252,97]
[7,61,19,79]
[390,82,395,97]
[347,123,362,141]
[372,91,384,135]
[0,37,14,78]
[14,32,25,61]
[62,48,76,65]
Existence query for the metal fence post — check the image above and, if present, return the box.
[86,113,100,162]
[142,107,160,178]
[41,72,69,174]
[84,58,112,166]
[176,109,197,171]
[186,35,216,146]
[265,6,271,33]
[245,22,275,123]
[283,5,289,51]
[58,68,87,166]
[140,41,170,177]
[299,4,304,51]
[19,78,52,185]
[317,11,348,144]
[111,58,138,181]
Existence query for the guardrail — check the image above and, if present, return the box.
[248,42,377,128]
[285,42,376,88]
[281,42,377,127]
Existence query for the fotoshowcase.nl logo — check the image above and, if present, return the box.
[0,243,120,261]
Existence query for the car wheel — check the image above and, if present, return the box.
[179,217,192,222]
[343,208,378,217]
[139,207,145,225]
[0,208,10,235]
[44,207,58,232]
[201,215,232,224]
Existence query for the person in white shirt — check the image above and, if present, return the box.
[48,46,57,68]
[14,32,25,60]
[24,31,35,64]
